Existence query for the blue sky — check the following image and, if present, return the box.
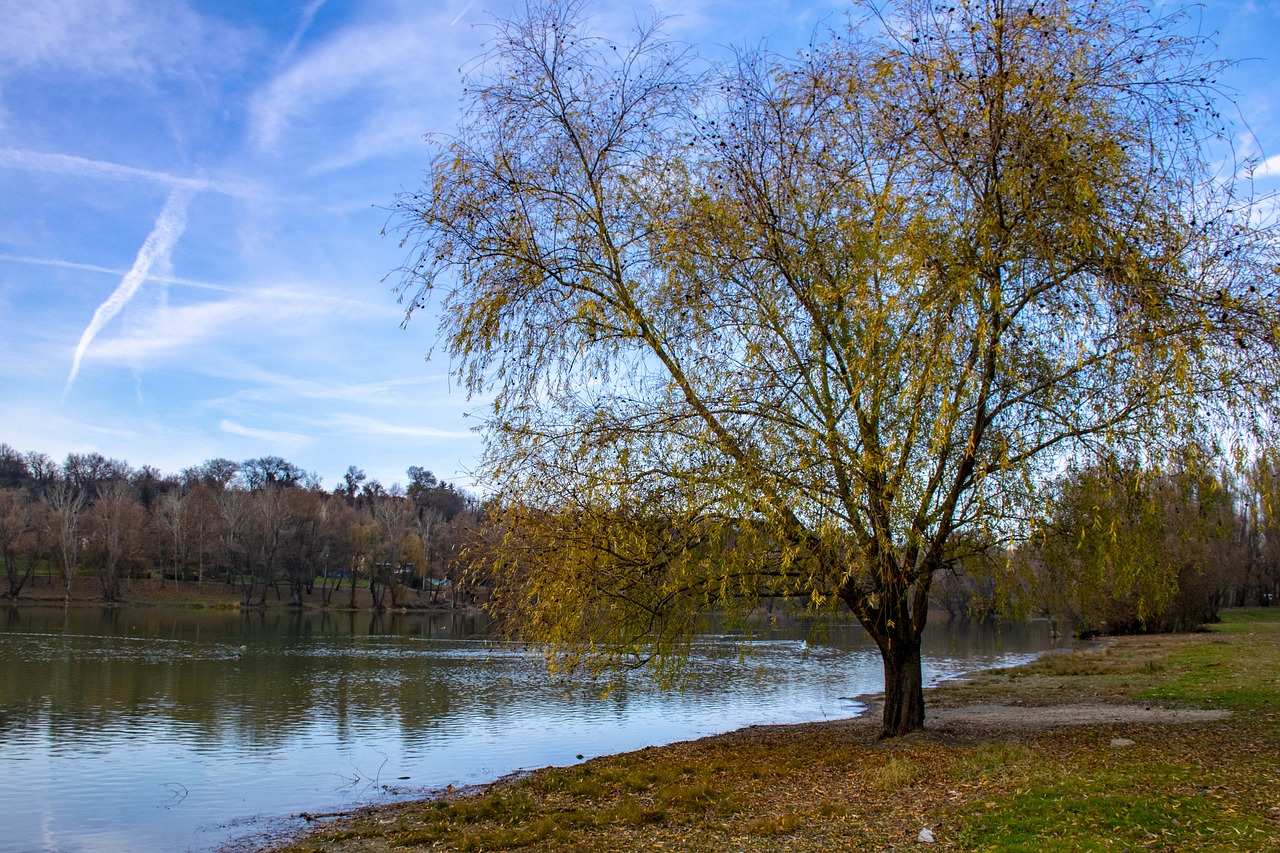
[1,0,1277,491]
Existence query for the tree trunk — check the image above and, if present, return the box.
[841,571,930,739]
[100,557,119,603]
[4,551,35,598]
[240,572,258,607]
[875,630,924,738]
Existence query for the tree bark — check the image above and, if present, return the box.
[874,628,925,738]
[841,572,930,739]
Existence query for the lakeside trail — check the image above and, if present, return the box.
[247,610,1280,853]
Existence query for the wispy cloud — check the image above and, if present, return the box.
[248,8,469,158]
[212,363,449,409]
[329,413,473,440]
[0,253,390,311]
[0,147,261,199]
[306,112,438,176]
[0,147,207,189]
[450,0,479,27]
[71,280,390,377]
[220,419,310,448]
[281,0,328,63]
[0,0,255,86]
[64,187,195,396]
[2,0,185,76]
[85,301,252,365]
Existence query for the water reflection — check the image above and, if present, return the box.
[0,606,1058,853]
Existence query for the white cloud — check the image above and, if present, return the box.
[307,112,438,176]
[328,413,473,440]
[1252,152,1280,179]
[0,0,241,79]
[85,300,251,365]
[212,365,450,410]
[220,419,310,448]
[76,282,387,376]
[248,6,470,158]
[450,1,480,27]
[280,0,329,64]
[0,253,243,293]
[0,147,263,201]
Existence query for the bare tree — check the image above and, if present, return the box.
[155,489,188,584]
[0,489,35,597]
[46,478,86,602]
[82,483,149,602]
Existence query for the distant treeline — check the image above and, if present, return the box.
[0,444,485,609]
[933,451,1280,634]
[3,443,1277,633]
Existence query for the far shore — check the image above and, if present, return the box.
[3,575,480,613]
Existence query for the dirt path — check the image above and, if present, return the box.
[849,699,1233,732]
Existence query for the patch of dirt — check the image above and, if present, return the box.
[845,695,1232,736]
[923,702,1231,729]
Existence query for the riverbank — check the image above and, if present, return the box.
[254,609,1280,852]
[6,575,471,612]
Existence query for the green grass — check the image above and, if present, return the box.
[1208,607,1280,632]
[958,608,1280,852]
[1137,609,1280,712]
[957,741,1035,780]
[960,768,1275,852]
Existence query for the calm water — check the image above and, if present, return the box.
[0,606,1060,853]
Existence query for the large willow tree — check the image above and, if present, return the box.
[394,0,1279,737]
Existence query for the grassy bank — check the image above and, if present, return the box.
[258,609,1280,852]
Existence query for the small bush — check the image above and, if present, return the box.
[747,811,804,836]
[609,794,666,826]
[865,756,923,790]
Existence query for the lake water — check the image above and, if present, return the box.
[0,606,1061,853]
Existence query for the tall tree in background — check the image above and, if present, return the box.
[394,0,1279,737]
[1029,452,1243,634]
[47,477,85,603]
[1234,450,1280,606]
[0,489,35,598]
[0,444,30,490]
[83,483,148,603]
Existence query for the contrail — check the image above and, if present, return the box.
[281,0,328,62]
[0,253,239,293]
[450,0,478,26]
[64,187,195,397]
[0,147,207,191]
[0,147,258,199]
